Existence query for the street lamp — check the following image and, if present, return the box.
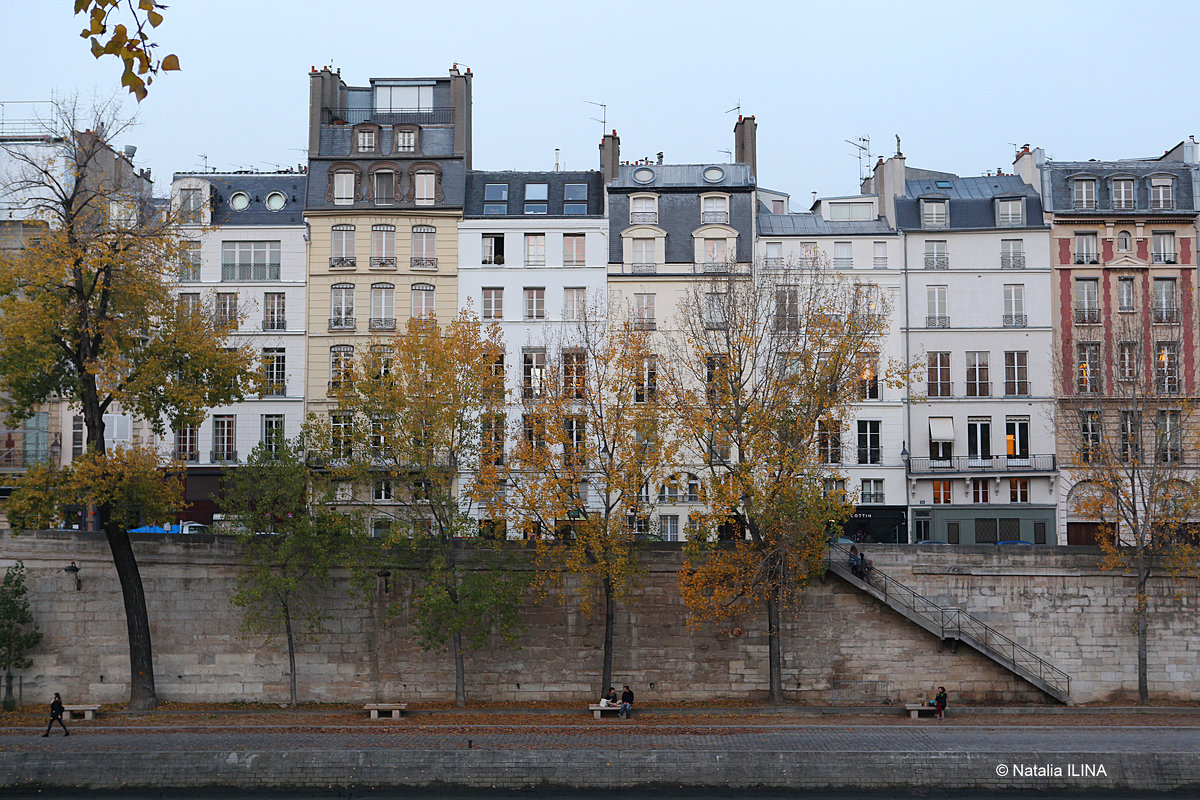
[63,561,80,591]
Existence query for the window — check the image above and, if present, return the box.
[180,241,200,281]
[631,237,655,269]
[331,171,359,209]
[482,287,503,320]
[926,285,948,327]
[704,292,727,329]
[1073,178,1096,210]
[563,234,586,266]
[765,241,783,267]
[329,225,356,269]
[1157,410,1181,462]
[482,415,504,466]
[1074,278,1099,323]
[660,515,680,542]
[222,241,282,280]
[702,195,729,224]
[1153,233,1177,265]
[563,416,587,466]
[817,420,841,464]
[1117,231,1132,252]
[370,225,395,268]
[1004,351,1029,396]
[1118,341,1137,382]
[262,414,284,454]
[178,292,200,317]
[525,233,546,266]
[1154,277,1178,322]
[396,128,417,153]
[330,284,354,329]
[631,195,657,224]
[524,182,548,214]
[212,416,236,461]
[922,200,947,228]
[1120,411,1141,461]
[966,351,990,397]
[411,283,435,318]
[857,420,881,464]
[1074,233,1098,264]
[772,199,786,214]
[563,351,586,399]
[175,426,198,462]
[634,293,656,330]
[414,171,435,206]
[411,225,437,268]
[357,129,376,152]
[972,478,990,504]
[1010,478,1029,503]
[858,352,879,400]
[1156,341,1179,393]
[704,238,727,266]
[997,198,1023,226]
[775,286,800,332]
[829,202,872,221]
[1077,342,1100,394]
[824,479,847,500]
[216,292,238,327]
[873,241,888,268]
[330,412,352,461]
[705,354,728,405]
[563,287,585,321]
[564,183,588,215]
[369,344,393,381]
[634,357,657,403]
[262,348,286,396]
[1000,239,1025,269]
[522,413,547,455]
[370,283,395,330]
[932,480,952,504]
[1118,277,1135,311]
[1080,411,1101,463]
[373,171,395,205]
[373,479,394,502]
[329,345,353,390]
[1150,177,1174,210]
[1107,178,1134,210]
[483,183,508,215]
[833,241,852,269]
[928,352,951,397]
[524,287,545,320]
[1003,284,1025,327]
[925,240,948,269]
[481,233,505,265]
[967,417,991,464]
[522,350,546,398]
[707,430,731,464]
[178,188,203,224]
[860,479,884,504]
[1005,417,1030,460]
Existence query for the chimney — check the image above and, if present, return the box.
[599,129,620,183]
[308,66,344,158]
[874,152,906,226]
[733,115,757,179]
[451,66,473,168]
[1013,144,1044,194]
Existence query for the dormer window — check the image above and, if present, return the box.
[1112,178,1135,210]
[333,171,355,205]
[524,183,548,214]
[564,183,588,215]
[1151,177,1174,210]
[631,195,658,225]
[414,170,435,206]
[357,129,376,153]
[483,183,508,215]
[921,200,947,228]
[829,202,872,221]
[1073,179,1096,210]
[702,195,729,224]
[996,198,1023,227]
[395,127,417,153]
[178,187,203,224]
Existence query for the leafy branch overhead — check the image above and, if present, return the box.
[75,0,180,101]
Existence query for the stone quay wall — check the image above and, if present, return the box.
[1,529,1196,706]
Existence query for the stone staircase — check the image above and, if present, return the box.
[826,543,1071,704]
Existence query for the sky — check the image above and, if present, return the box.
[6,0,1200,207]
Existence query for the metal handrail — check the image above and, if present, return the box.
[826,542,1070,700]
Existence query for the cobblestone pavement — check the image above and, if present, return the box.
[5,723,1200,754]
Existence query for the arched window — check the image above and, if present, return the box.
[330,283,355,330]
[329,345,354,390]
[411,283,435,318]
[331,224,355,267]
[412,225,437,268]
[370,283,395,331]
[371,225,395,267]
[1117,231,1132,252]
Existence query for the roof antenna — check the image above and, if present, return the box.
[198,153,208,173]
[725,99,741,116]
[584,100,607,133]
[718,148,733,163]
[845,135,872,182]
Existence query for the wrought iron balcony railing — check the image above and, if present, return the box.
[369,317,397,331]
[370,257,397,269]
[907,454,1056,474]
[411,257,438,269]
[630,212,658,224]
[631,262,656,274]
[1003,314,1027,328]
[925,255,949,269]
[328,317,356,331]
[926,315,950,328]
[1074,307,1100,324]
[261,318,287,330]
[1000,252,1025,269]
[702,211,729,224]
[329,256,356,268]
[1154,306,1181,324]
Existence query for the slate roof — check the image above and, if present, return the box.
[894,175,1046,230]
[609,163,753,190]
[464,170,604,218]
[1044,160,1197,214]
[174,172,308,227]
[757,213,893,236]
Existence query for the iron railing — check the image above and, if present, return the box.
[1000,252,1026,269]
[1003,314,1027,327]
[333,107,453,125]
[631,262,656,274]
[702,211,729,224]
[906,454,1056,473]
[1074,307,1100,324]
[330,257,356,268]
[1154,306,1181,323]
[411,257,438,269]
[370,257,397,268]
[328,317,356,331]
[370,317,396,331]
[1073,253,1100,264]
[1152,253,1178,265]
[630,212,658,224]
[925,255,949,269]
[926,315,950,328]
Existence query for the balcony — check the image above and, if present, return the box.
[631,262,657,274]
[261,318,287,331]
[329,256,356,269]
[633,318,657,331]
[630,212,658,224]
[1152,252,1177,265]
[927,381,954,398]
[261,382,286,397]
[210,450,238,463]
[860,492,886,504]
[334,107,453,125]
[411,257,438,269]
[175,449,199,464]
[1003,314,1027,328]
[370,257,397,269]
[703,261,729,274]
[1073,252,1100,265]
[328,317,356,331]
[1000,252,1026,269]
[926,315,950,328]
[833,257,853,269]
[702,211,729,224]
[1154,305,1181,324]
[907,454,1057,474]
[1074,307,1100,324]
[924,255,948,269]
[370,317,397,331]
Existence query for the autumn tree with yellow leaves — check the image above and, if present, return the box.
[504,302,678,693]
[0,100,256,709]
[73,0,180,101]
[664,259,896,703]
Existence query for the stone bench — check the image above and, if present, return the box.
[63,704,101,721]
[364,703,407,719]
[588,704,622,719]
[905,703,939,719]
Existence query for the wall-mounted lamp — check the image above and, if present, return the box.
[63,561,80,591]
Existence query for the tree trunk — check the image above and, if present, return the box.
[101,502,157,711]
[1136,575,1149,705]
[601,575,614,694]
[452,630,466,707]
[3,669,13,711]
[766,587,784,704]
[284,605,297,708]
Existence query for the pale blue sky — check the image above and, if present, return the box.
[7,0,1200,206]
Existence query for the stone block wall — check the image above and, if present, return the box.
[1,530,1195,706]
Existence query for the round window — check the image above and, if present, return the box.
[703,167,725,183]
[265,191,286,212]
[229,191,250,211]
[633,167,655,184]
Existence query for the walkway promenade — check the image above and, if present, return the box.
[2,707,1199,792]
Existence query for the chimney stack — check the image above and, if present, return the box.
[599,129,621,183]
[733,115,757,179]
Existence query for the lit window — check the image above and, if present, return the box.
[932,480,952,504]
[1010,478,1029,503]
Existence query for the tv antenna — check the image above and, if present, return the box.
[725,99,742,116]
[197,153,208,172]
[718,148,733,162]
[584,100,607,132]
[845,135,873,182]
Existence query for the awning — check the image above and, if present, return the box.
[928,417,955,442]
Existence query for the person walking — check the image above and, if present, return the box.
[619,685,634,720]
[42,693,69,737]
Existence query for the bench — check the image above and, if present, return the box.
[905,703,939,719]
[364,703,408,719]
[588,703,622,719]
[62,704,101,721]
